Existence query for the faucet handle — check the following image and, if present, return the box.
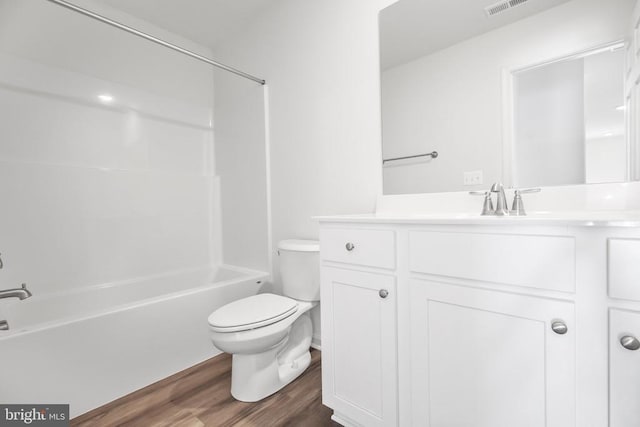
[511,188,541,216]
[469,191,494,216]
[517,188,541,194]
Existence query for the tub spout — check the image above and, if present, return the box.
[0,283,32,300]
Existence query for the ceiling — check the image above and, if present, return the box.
[380,0,572,70]
[94,0,573,69]
[96,0,272,50]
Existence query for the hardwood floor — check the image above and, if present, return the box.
[72,349,336,427]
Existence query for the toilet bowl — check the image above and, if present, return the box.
[208,239,320,402]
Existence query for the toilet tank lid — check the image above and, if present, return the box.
[278,239,319,252]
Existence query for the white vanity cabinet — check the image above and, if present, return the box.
[608,236,640,427]
[405,228,577,426]
[320,227,398,427]
[319,217,640,427]
[409,280,575,427]
[609,309,640,427]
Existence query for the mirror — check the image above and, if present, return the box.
[380,0,634,195]
[511,45,625,187]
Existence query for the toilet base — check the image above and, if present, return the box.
[230,312,313,402]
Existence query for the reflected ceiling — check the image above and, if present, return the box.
[380,0,572,70]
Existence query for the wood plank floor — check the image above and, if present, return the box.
[72,350,336,427]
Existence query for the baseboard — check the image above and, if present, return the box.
[311,333,322,351]
[331,412,362,427]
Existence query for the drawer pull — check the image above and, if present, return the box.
[620,335,640,351]
[551,321,568,335]
[379,289,389,299]
[345,242,355,251]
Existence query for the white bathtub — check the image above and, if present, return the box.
[0,265,268,418]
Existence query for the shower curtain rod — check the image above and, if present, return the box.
[46,0,266,85]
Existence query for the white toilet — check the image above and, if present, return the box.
[208,239,320,402]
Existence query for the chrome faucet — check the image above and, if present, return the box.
[510,188,541,216]
[471,184,541,216]
[470,182,509,216]
[0,283,32,300]
[490,182,509,216]
[469,190,494,215]
[0,255,32,331]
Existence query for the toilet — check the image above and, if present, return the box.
[208,239,320,402]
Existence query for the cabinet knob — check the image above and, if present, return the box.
[620,335,640,351]
[551,321,568,335]
[379,289,389,299]
[345,242,355,251]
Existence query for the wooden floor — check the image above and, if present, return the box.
[72,350,336,427]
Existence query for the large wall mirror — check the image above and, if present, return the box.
[380,0,635,195]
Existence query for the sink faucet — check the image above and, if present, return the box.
[0,283,32,300]
[510,188,542,216]
[490,182,509,216]
[470,182,509,216]
[470,183,541,216]
[469,190,494,215]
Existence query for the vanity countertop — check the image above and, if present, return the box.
[315,211,640,227]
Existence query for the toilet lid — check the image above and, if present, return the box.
[208,293,298,333]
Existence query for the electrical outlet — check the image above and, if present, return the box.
[463,170,483,186]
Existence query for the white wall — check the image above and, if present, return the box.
[213,70,270,272]
[0,0,217,296]
[211,0,395,341]
[382,0,633,194]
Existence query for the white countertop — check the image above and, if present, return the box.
[315,211,640,227]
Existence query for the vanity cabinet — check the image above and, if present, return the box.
[319,219,640,427]
[320,228,398,427]
[608,237,640,427]
[609,309,640,427]
[321,267,397,427]
[409,279,575,427]
[407,228,577,426]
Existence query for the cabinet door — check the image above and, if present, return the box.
[410,279,575,427]
[321,267,397,427]
[610,309,640,427]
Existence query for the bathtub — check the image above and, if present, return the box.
[0,265,268,418]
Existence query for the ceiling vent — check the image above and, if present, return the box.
[485,0,531,17]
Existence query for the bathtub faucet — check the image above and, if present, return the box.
[0,283,32,300]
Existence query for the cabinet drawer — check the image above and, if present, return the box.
[409,231,575,293]
[320,228,396,269]
[609,239,640,301]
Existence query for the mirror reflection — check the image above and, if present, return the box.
[512,45,625,188]
[380,0,634,195]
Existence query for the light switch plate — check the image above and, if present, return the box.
[463,170,483,186]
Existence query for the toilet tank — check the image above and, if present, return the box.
[278,239,320,301]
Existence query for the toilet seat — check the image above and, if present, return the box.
[208,293,298,333]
